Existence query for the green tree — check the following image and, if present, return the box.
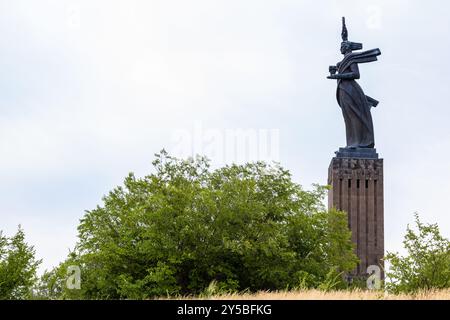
[43,151,357,299]
[0,227,41,299]
[385,213,450,293]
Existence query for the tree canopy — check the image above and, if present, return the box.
[385,213,450,293]
[0,227,41,299]
[41,151,358,299]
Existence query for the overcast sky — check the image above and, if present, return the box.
[1,0,449,272]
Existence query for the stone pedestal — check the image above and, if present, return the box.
[328,148,384,280]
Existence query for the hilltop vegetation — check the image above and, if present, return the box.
[37,151,358,299]
[0,152,449,299]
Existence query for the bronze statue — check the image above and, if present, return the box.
[328,17,381,149]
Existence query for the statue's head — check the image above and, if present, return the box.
[341,41,352,54]
[340,41,363,55]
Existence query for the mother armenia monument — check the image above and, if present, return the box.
[327,18,384,282]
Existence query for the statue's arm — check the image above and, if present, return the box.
[327,63,360,80]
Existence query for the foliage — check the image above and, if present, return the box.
[0,227,41,299]
[39,150,358,299]
[385,213,450,293]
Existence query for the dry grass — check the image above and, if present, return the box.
[190,289,450,300]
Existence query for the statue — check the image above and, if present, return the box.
[328,17,381,149]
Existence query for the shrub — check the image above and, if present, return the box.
[385,213,450,293]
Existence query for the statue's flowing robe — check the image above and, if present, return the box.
[336,48,381,148]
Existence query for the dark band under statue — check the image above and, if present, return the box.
[328,17,381,149]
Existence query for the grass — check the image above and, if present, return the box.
[186,289,450,300]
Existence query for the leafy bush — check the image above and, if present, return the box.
[385,213,450,293]
[43,151,358,299]
[0,227,41,299]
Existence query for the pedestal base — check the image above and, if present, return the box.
[328,153,384,281]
